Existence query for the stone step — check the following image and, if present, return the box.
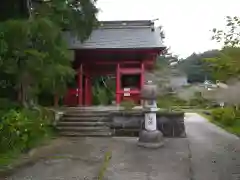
[63,114,110,119]
[56,126,110,132]
[57,121,109,127]
[64,111,111,117]
[59,131,112,137]
[61,116,110,122]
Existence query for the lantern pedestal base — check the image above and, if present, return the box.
[138,130,164,149]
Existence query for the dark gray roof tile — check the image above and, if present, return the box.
[64,20,165,49]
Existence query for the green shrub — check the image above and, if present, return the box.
[187,92,211,108]
[0,98,20,110]
[221,108,236,126]
[0,108,53,154]
[157,95,187,109]
[211,108,225,120]
[120,100,135,110]
[92,85,110,105]
[211,107,236,126]
[97,88,109,105]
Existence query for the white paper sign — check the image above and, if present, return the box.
[123,88,130,97]
[145,113,157,131]
[123,88,130,91]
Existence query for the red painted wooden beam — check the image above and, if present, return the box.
[75,48,163,54]
[94,60,141,65]
[118,90,140,94]
[119,68,142,74]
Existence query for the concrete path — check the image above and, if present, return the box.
[104,137,191,180]
[104,113,240,180]
[6,138,112,180]
[185,113,240,180]
[5,113,240,180]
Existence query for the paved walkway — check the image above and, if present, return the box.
[5,113,240,180]
[6,138,112,180]
[185,113,240,180]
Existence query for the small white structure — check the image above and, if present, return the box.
[216,80,228,89]
[203,80,217,90]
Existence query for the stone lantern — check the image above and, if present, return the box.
[138,80,164,148]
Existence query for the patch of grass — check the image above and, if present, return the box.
[98,151,112,180]
[198,112,240,137]
[223,121,240,136]
[0,150,21,168]
[0,134,55,170]
[198,112,212,120]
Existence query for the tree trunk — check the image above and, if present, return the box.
[18,72,32,108]
[17,82,28,107]
[54,94,59,107]
[21,82,28,108]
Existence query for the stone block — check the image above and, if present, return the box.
[110,110,186,138]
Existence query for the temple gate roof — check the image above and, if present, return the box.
[64,20,165,50]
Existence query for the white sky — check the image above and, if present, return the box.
[96,0,240,58]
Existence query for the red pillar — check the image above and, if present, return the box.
[140,62,145,89]
[84,76,88,106]
[116,63,121,105]
[78,65,83,106]
[84,71,92,106]
[140,62,145,105]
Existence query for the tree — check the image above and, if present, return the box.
[177,50,219,83]
[204,47,240,81]
[0,0,99,107]
[207,16,240,82]
[200,16,240,107]
[212,16,240,47]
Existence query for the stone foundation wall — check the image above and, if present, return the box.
[110,111,186,137]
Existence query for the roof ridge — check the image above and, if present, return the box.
[98,26,153,30]
[98,20,154,29]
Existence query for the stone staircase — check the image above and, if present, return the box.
[56,108,113,137]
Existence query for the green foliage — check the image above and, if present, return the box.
[211,107,237,126]
[0,108,54,154]
[97,88,109,105]
[120,100,136,110]
[92,82,110,105]
[92,77,116,105]
[0,18,75,106]
[0,98,20,112]
[0,0,98,107]
[211,108,225,121]
[209,16,240,81]
[177,50,219,83]
[0,0,29,21]
[157,95,187,109]
[188,92,210,108]
[212,16,240,47]
[33,0,99,41]
[0,0,98,41]
[204,47,240,81]
[203,108,240,136]
[0,0,98,166]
